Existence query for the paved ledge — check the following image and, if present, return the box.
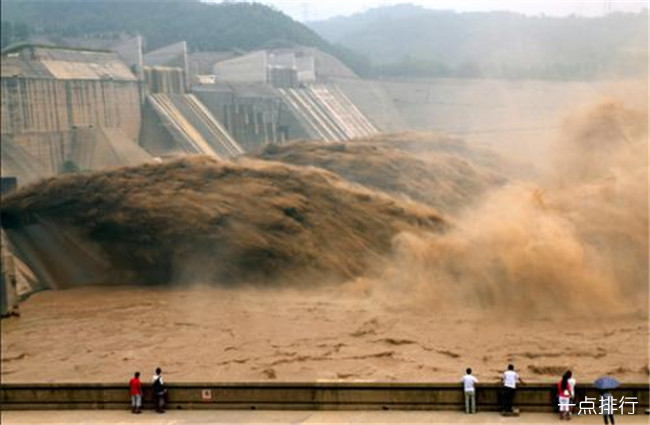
[2,409,650,425]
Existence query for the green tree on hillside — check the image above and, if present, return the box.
[1,0,370,75]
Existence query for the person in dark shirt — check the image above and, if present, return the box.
[502,364,524,414]
[152,367,166,413]
[600,390,615,425]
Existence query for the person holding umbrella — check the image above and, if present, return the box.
[594,376,619,425]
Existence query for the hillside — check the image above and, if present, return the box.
[308,5,648,80]
[0,0,369,74]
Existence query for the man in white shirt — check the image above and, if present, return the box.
[502,364,524,414]
[462,368,478,414]
[152,367,166,413]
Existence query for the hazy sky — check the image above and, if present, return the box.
[247,1,649,22]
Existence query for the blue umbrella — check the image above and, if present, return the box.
[594,376,620,390]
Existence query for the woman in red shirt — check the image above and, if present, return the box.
[557,372,571,420]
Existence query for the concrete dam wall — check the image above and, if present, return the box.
[277,84,378,142]
[194,84,295,150]
[194,82,382,150]
[141,93,243,158]
[0,47,149,183]
[1,217,119,291]
[0,78,144,177]
[1,44,402,187]
[0,44,401,297]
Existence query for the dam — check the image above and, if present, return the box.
[1,38,393,186]
[1,21,648,418]
[0,37,398,302]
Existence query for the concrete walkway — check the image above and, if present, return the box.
[2,410,648,424]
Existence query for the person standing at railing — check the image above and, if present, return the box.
[152,367,167,414]
[462,368,479,414]
[557,372,572,420]
[502,364,524,414]
[600,390,615,425]
[567,371,576,418]
[129,371,142,414]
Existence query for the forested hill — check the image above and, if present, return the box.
[308,4,648,80]
[0,0,369,74]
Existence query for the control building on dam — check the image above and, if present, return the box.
[0,36,405,310]
[0,44,150,186]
